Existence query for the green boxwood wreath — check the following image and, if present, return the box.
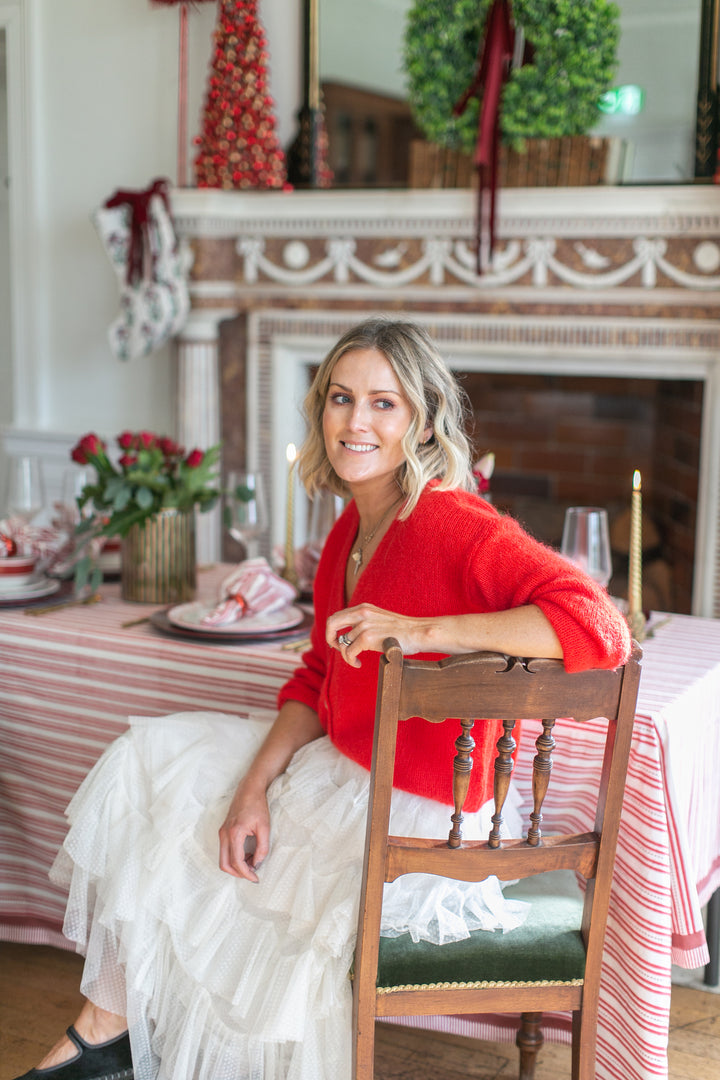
[403,0,620,153]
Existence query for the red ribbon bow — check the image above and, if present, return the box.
[104,178,172,287]
[454,0,516,274]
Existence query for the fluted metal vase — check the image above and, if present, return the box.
[121,509,196,604]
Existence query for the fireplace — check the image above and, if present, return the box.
[170,186,720,617]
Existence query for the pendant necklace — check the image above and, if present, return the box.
[351,496,403,576]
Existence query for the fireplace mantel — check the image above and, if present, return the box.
[172,185,720,302]
[169,186,720,616]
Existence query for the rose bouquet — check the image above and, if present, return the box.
[69,430,220,590]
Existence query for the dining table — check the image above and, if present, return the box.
[0,564,718,1080]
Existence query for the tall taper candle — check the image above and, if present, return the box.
[284,444,299,587]
[627,470,646,639]
[628,470,642,615]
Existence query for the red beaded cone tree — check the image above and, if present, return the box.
[194,0,288,189]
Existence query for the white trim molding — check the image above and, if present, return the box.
[171,185,720,299]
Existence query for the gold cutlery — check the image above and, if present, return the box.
[25,593,103,617]
[282,636,311,651]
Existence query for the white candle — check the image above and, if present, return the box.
[284,444,298,586]
[628,470,642,617]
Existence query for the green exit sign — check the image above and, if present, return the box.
[599,85,645,116]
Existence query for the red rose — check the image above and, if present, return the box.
[117,431,135,450]
[70,432,105,465]
[185,449,204,468]
[159,437,180,457]
[138,431,157,450]
[118,454,138,468]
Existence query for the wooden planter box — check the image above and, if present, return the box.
[409,135,622,188]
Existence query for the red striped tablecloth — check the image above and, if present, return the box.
[0,569,302,946]
[1,576,717,1080]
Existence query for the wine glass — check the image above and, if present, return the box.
[294,487,344,592]
[3,455,46,523]
[307,487,344,547]
[223,471,268,559]
[561,507,612,588]
[60,465,92,521]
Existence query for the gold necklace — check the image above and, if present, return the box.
[351,497,403,576]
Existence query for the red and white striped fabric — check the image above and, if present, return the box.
[0,569,301,948]
[0,578,717,1080]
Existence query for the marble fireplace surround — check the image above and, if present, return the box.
[170,186,720,617]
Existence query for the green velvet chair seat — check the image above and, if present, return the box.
[376,871,585,992]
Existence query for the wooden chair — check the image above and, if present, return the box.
[352,640,642,1079]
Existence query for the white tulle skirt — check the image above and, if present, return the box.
[51,710,528,1080]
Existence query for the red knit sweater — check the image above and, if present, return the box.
[278,486,631,811]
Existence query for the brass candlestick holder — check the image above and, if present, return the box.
[626,608,647,643]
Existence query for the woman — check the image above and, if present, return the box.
[16,318,630,1080]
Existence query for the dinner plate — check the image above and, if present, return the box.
[167,602,306,635]
[150,606,313,645]
[0,577,62,604]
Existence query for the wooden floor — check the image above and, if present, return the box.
[1,942,718,1079]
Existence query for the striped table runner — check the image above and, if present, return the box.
[1,580,717,1080]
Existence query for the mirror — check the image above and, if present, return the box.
[319,0,713,186]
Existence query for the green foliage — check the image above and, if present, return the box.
[71,433,220,539]
[403,0,620,153]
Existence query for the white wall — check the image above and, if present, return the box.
[319,0,409,98]
[1,0,299,462]
[0,27,11,428]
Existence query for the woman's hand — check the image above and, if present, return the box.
[326,603,564,667]
[218,779,271,883]
[217,700,325,880]
[326,603,433,667]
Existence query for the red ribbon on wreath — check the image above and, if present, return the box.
[104,178,173,287]
[453,0,521,274]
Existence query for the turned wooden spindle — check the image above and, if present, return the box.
[448,718,475,848]
[488,717,517,849]
[517,1011,544,1079]
[527,718,556,846]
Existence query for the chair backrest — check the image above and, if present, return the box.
[353,640,642,1077]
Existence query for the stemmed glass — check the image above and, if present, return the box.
[307,487,344,547]
[561,507,612,588]
[3,455,46,523]
[223,471,268,560]
[60,465,92,522]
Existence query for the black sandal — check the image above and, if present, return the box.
[12,1025,133,1080]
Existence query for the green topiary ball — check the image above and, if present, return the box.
[403,0,620,153]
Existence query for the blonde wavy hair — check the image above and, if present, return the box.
[298,317,474,517]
